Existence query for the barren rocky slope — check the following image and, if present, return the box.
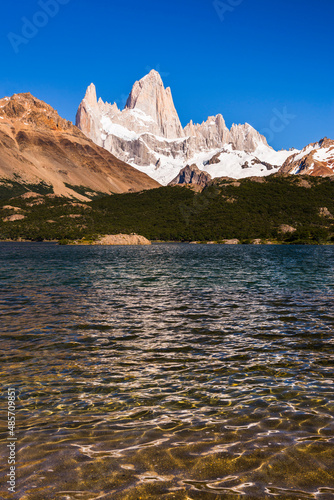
[0,92,159,200]
[280,138,334,177]
[169,164,212,190]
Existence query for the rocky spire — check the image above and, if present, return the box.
[125,70,184,139]
[230,123,268,152]
[184,114,231,149]
[75,72,287,186]
[84,83,98,108]
[76,83,99,140]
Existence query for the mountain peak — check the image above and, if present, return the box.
[0,92,73,132]
[75,73,294,186]
[230,122,269,151]
[141,69,163,83]
[280,137,334,176]
[84,83,97,107]
[125,71,184,139]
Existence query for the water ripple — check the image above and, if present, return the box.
[0,243,333,499]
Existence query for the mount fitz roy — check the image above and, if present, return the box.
[76,70,299,185]
[0,71,331,202]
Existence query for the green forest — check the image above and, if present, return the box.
[0,175,333,244]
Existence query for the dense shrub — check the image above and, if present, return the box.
[0,176,333,244]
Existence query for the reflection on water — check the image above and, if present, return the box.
[0,243,333,499]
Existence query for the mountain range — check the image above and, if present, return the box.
[76,70,334,186]
[0,71,333,202]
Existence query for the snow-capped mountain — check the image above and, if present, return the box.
[76,70,297,184]
[279,138,334,176]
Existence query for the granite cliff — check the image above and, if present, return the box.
[76,70,297,185]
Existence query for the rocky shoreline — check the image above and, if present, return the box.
[1,238,333,246]
[65,234,151,246]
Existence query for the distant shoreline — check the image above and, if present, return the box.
[1,239,333,246]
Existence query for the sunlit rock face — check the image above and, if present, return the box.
[0,92,160,199]
[279,138,334,177]
[76,71,297,185]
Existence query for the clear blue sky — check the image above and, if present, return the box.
[0,0,333,150]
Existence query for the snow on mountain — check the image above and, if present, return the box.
[76,71,298,184]
[280,138,334,176]
[191,144,297,180]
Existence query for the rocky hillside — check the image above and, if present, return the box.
[0,92,159,200]
[76,70,296,185]
[280,138,334,176]
[169,164,212,190]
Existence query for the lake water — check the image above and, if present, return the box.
[0,243,333,499]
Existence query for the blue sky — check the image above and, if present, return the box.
[1,0,333,150]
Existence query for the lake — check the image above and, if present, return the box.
[0,243,333,499]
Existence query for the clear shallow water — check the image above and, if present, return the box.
[0,243,333,500]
